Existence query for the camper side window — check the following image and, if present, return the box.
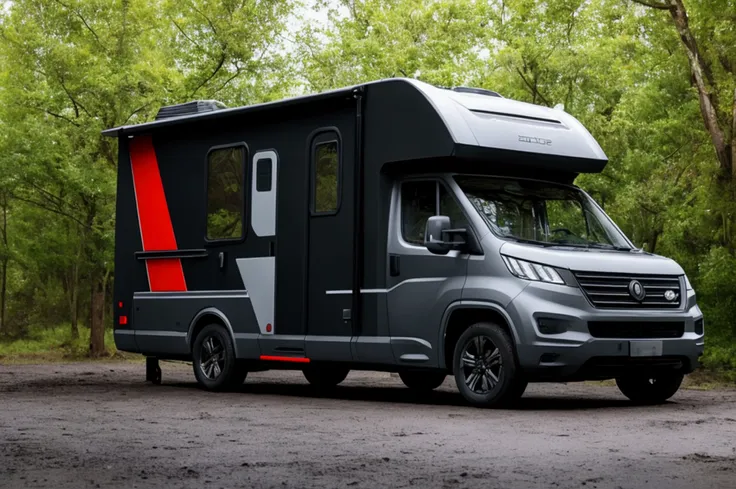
[313,141,339,213]
[206,145,245,241]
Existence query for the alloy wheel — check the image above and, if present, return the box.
[199,335,225,380]
[460,335,503,394]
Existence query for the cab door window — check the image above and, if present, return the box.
[401,180,469,246]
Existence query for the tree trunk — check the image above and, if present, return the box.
[70,264,79,340]
[0,194,8,334]
[732,88,736,178]
[0,257,8,335]
[633,0,733,176]
[89,279,105,357]
[665,0,731,175]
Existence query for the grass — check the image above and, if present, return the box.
[0,324,135,363]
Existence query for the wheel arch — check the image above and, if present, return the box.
[438,301,520,371]
[187,307,239,357]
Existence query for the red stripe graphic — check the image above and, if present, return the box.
[129,135,187,292]
[259,355,311,364]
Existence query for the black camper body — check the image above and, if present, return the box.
[104,78,609,392]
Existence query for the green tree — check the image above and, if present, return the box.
[0,0,296,354]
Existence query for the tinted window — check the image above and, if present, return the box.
[206,146,244,241]
[401,181,436,245]
[313,141,339,213]
[401,181,469,245]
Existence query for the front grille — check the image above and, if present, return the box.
[588,321,684,339]
[573,271,682,309]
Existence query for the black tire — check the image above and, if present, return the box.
[192,324,246,391]
[398,371,446,391]
[452,322,522,408]
[615,373,684,404]
[506,376,528,401]
[302,366,350,389]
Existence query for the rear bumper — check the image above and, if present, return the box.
[507,282,704,381]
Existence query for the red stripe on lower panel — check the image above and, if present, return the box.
[147,259,188,292]
[259,355,311,364]
[129,135,187,292]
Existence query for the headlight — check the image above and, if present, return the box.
[684,275,693,291]
[501,255,565,284]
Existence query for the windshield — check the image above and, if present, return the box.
[453,176,632,250]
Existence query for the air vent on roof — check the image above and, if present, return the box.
[452,87,503,98]
[155,100,227,120]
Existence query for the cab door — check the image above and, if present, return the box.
[385,178,472,366]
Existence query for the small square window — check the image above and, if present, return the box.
[255,157,273,192]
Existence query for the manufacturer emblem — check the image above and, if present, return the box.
[664,290,677,302]
[628,280,646,302]
[518,135,552,146]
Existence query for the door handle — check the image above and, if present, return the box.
[389,254,400,277]
[218,252,225,269]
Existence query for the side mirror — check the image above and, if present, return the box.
[425,215,472,255]
[425,216,451,254]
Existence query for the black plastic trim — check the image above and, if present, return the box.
[135,249,209,260]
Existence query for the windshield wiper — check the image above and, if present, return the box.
[506,237,558,247]
[582,242,633,252]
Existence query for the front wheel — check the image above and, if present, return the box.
[399,371,446,391]
[615,373,684,404]
[192,324,247,391]
[452,322,522,408]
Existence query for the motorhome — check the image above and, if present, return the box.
[103,78,704,407]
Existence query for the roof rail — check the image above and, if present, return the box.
[451,86,503,98]
[155,100,227,120]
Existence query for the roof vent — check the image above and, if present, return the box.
[451,87,503,98]
[155,100,227,120]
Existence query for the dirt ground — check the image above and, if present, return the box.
[0,362,735,489]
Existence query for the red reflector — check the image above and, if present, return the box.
[118,301,123,308]
[119,315,128,325]
[259,355,309,364]
[266,323,272,333]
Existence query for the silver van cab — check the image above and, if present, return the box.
[411,173,703,406]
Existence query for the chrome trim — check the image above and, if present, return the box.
[391,337,433,349]
[400,353,430,362]
[326,277,444,295]
[135,291,249,300]
[135,330,187,337]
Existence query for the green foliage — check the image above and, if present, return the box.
[0,0,734,374]
[0,0,296,347]
[0,324,117,361]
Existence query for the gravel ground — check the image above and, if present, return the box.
[0,361,735,489]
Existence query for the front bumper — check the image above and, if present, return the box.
[506,282,704,380]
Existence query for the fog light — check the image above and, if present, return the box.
[694,318,704,335]
[537,318,569,335]
[540,353,560,364]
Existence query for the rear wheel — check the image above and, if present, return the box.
[303,366,350,389]
[192,324,246,391]
[452,322,522,408]
[615,373,683,404]
[398,371,446,391]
